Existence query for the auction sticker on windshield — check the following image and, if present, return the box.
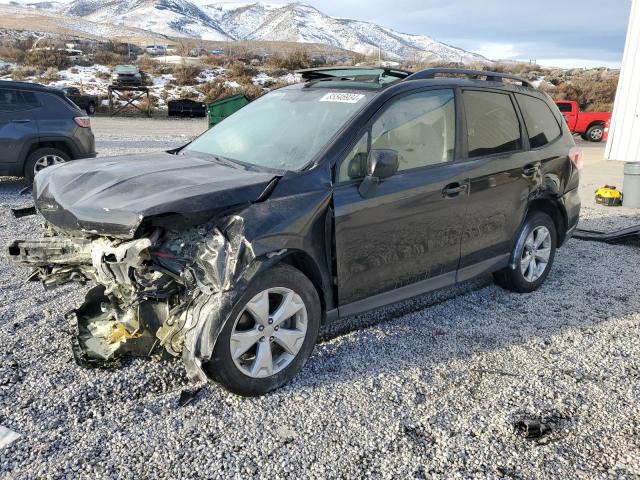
[320,92,365,103]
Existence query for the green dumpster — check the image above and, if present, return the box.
[207,94,250,128]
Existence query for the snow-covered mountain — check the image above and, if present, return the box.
[61,0,232,40]
[204,2,486,63]
[1,0,490,63]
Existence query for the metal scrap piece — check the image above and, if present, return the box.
[514,418,552,440]
[574,225,640,244]
[10,206,37,218]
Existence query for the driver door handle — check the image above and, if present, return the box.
[442,183,468,198]
[12,119,31,124]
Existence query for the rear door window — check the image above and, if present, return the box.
[516,94,562,148]
[556,102,573,113]
[0,89,39,112]
[463,91,522,158]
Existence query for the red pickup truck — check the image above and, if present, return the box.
[555,101,611,142]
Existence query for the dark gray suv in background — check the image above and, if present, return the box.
[0,81,95,183]
[9,68,581,396]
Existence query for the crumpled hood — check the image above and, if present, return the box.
[34,152,278,238]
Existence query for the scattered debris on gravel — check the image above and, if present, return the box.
[1,129,639,478]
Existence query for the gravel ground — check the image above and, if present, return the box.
[1,124,640,479]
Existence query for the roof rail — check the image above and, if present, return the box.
[406,68,533,88]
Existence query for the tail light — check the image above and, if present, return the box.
[74,116,91,128]
[569,146,583,170]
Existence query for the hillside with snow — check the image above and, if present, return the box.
[0,0,490,63]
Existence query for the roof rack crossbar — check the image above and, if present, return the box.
[406,68,533,88]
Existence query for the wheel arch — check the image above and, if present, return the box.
[525,196,568,246]
[586,120,606,131]
[271,249,333,316]
[23,138,75,162]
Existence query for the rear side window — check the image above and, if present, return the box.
[463,91,522,158]
[516,94,562,148]
[0,89,40,112]
[556,103,572,113]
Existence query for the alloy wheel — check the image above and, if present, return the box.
[520,226,552,283]
[589,127,603,141]
[230,287,308,379]
[34,155,66,174]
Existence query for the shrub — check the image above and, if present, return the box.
[201,55,227,67]
[197,79,238,104]
[136,56,157,72]
[24,49,71,71]
[11,66,36,81]
[0,46,25,63]
[227,61,258,81]
[237,81,264,100]
[94,50,126,67]
[266,49,311,70]
[173,64,202,86]
[41,67,60,82]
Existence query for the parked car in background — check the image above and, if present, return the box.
[62,87,98,116]
[555,100,611,142]
[0,81,95,183]
[111,65,142,87]
[167,99,207,117]
[145,45,167,56]
[8,68,581,395]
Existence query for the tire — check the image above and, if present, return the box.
[493,212,557,293]
[24,147,70,184]
[86,102,96,116]
[586,124,604,142]
[205,264,321,396]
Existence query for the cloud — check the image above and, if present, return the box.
[296,0,632,67]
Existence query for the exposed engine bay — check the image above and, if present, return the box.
[8,216,257,382]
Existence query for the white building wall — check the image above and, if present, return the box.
[605,0,640,162]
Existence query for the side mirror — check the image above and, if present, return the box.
[358,149,399,198]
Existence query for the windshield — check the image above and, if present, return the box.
[185,87,373,171]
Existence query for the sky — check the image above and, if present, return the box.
[266,0,632,68]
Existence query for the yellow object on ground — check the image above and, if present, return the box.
[595,186,623,206]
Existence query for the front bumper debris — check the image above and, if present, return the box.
[8,217,255,382]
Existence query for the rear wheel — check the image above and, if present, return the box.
[586,124,604,142]
[206,264,321,396]
[24,147,70,184]
[494,212,557,293]
[86,102,96,116]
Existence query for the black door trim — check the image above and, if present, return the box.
[330,252,510,319]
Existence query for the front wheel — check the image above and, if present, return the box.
[206,264,321,396]
[494,212,557,293]
[86,102,96,116]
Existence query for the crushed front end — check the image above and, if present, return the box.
[8,217,255,381]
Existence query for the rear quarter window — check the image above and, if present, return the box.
[38,92,81,114]
[463,90,522,158]
[517,94,562,149]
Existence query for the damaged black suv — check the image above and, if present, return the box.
[8,68,581,396]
